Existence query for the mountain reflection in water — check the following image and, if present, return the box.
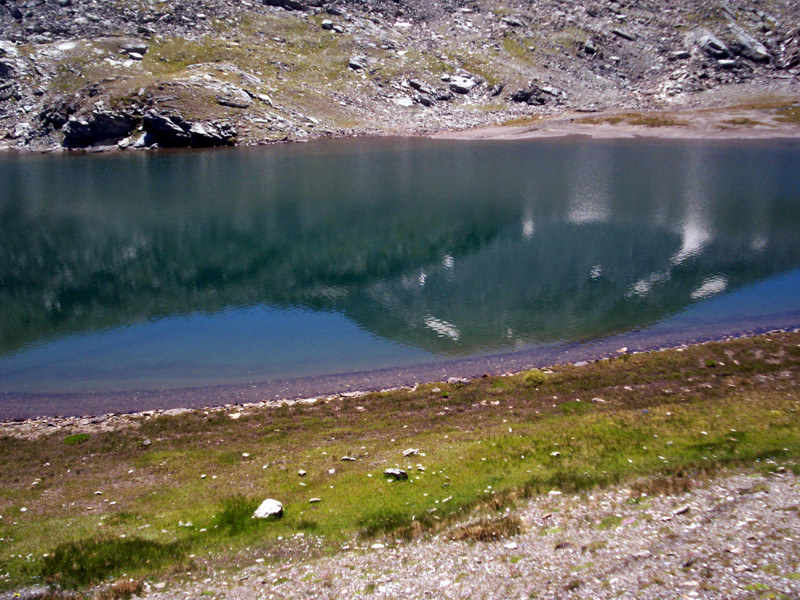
[1,138,799,393]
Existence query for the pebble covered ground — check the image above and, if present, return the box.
[143,469,800,600]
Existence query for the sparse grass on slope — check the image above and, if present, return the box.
[0,332,799,592]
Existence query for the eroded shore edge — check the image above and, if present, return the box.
[3,317,799,433]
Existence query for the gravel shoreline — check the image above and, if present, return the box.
[2,320,799,426]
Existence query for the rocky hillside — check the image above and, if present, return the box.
[1,0,799,150]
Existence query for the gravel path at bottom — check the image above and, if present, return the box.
[148,469,800,600]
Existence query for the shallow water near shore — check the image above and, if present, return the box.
[2,137,800,411]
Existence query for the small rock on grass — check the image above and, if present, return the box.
[253,499,283,519]
[384,468,408,480]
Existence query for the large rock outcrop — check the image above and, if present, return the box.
[62,109,139,148]
[142,111,236,148]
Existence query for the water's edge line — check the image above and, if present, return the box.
[2,316,799,423]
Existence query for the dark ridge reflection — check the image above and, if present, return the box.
[1,137,800,393]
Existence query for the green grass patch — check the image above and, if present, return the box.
[580,112,689,127]
[559,400,590,415]
[501,115,544,127]
[597,516,623,530]
[63,433,90,445]
[776,105,800,124]
[41,537,187,589]
[519,368,548,386]
[502,37,532,61]
[215,494,261,534]
[723,117,764,127]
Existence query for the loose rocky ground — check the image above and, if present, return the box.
[1,0,800,151]
[145,470,800,600]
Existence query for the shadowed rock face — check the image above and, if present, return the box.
[142,111,236,148]
[62,109,139,148]
[2,138,800,359]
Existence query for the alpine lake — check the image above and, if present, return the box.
[2,136,800,418]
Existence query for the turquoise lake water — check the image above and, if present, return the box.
[1,137,800,396]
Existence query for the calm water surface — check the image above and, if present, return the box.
[1,137,800,397]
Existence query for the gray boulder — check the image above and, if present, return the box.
[384,468,408,480]
[449,75,477,94]
[143,111,191,146]
[39,97,77,129]
[409,79,434,95]
[263,0,322,10]
[0,59,14,80]
[120,40,149,55]
[611,28,636,42]
[501,16,524,27]
[188,122,230,147]
[729,26,770,62]
[11,122,31,139]
[0,41,19,58]
[511,83,548,105]
[691,29,731,58]
[216,96,251,109]
[348,56,367,70]
[777,32,800,70]
[0,82,15,101]
[263,0,305,10]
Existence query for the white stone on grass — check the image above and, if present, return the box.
[253,499,283,519]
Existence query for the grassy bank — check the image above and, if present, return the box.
[1,332,799,595]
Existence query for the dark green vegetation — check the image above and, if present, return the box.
[42,538,187,589]
[1,332,799,593]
